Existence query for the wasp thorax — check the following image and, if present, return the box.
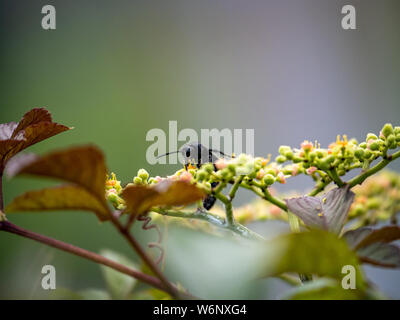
[179,142,218,168]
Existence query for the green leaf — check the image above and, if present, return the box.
[99,249,138,300]
[262,229,366,290]
[285,186,355,234]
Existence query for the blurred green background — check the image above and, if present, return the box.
[0,0,399,299]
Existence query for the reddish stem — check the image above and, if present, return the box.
[0,220,167,291]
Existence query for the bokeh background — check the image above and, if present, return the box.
[0,0,399,299]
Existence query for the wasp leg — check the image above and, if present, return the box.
[202,181,218,210]
[203,195,217,210]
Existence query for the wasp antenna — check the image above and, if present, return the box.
[156,150,180,159]
[209,149,234,158]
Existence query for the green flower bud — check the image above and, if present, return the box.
[387,134,396,149]
[196,170,208,181]
[279,145,291,156]
[137,169,149,181]
[364,149,372,159]
[237,153,249,164]
[284,150,294,160]
[227,163,236,173]
[263,174,275,186]
[367,198,380,210]
[382,123,394,138]
[359,142,367,149]
[133,177,142,184]
[148,177,157,184]
[220,168,231,179]
[292,156,303,163]
[366,133,378,141]
[107,192,119,203]
[349,138,358,145]
[325,155,335,164]
[354,148,364,159]
[316,150,325,158]
[265,168,277,177]
[275,155,287,164]
[203,163,214,173]
[309,151,317,162]
[352,203,366,216]
[369,141,379,151]
[317,155,334,171]
[204,182,212,189]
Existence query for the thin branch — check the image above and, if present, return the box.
[328,168,345,187]
[348,149,400,188]
[308,179,331,196]
[0,220,167,292]
[153,208,265,241]
[108,213,182,299]
[262,188,288,211]
[229,176,243,200]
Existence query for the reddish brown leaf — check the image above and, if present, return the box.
[343,226,400,269]
[0,108,71,171]
[11,145,108,207]
[357,243,400,268]
[343,226,400,250]
[5,185,110,221]
[11,108,52,138]
[121,186,159,215]
[121,180,205,216]
[355,226,400,250]
[4,122,70,163]
[151,180,206,207]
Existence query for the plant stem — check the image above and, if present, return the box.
[0,220,167,292]
[328,168,345,187]
[262,188,288,211]
[308,180,330,196]
[153,208,265,240]
[214,192,234,226]
[229,176,243,199]
[348,150,400,188]
[108,214,181,299]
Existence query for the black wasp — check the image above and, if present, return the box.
[158,142,232,210]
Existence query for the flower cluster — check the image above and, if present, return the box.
[349,170,400,225]
[105,173,125,210]
[273,123,400,187]
[123,123,400,193]
[105,123,400,233]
